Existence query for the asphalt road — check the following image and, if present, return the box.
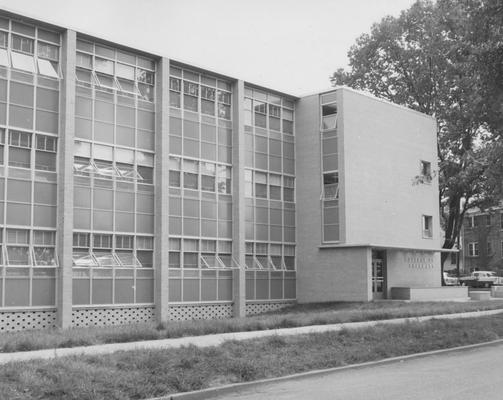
[209,342,503,400]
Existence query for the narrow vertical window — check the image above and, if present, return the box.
[420,160,432,182]
[422,215,433,238]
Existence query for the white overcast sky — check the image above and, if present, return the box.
[0,0,416,96]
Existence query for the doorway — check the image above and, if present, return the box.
[371,250,386,299]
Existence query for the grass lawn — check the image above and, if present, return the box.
[2,300,503,353]
[1,313,503,400]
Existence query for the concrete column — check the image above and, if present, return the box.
[56,29,76,328]
[154,57,170,323]
[232,80,246,317]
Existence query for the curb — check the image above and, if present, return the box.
[155,339,503,400]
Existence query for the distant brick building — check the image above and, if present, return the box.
[462,207,503,273]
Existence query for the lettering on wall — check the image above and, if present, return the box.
[404,251,434,269]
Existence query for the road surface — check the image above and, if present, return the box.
[210,342,503,400]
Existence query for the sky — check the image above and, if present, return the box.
[0,0,417,96]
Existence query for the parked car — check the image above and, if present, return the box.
[458,271,503,288]
[443,272,458,286]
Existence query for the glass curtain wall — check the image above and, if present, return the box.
[0,17,60,308]
[168,64,234,303]
[72,38,155,305]
[243,86,296,301]
[320,92,339,242]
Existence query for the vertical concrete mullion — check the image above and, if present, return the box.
[56,29,76,328]
[154,57,170,323]
[232,80,245,317]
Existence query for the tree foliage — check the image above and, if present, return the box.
[331,0,503,271]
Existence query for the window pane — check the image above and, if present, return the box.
[9,147,30,168]
[10,105,33,129]
[116,63,135,80]
[7,246,30,265]
[37,88,59,111]
[170,91,181,108]
[12,35,34,54]
[35,151,56,171]
[0,31,7,48]
[76,52,92,69]
[37,59,59,78]
[169,170,180,187]
[201,175,215,192]
[11,52,35,72]
[184,95,198,111]
[37,42,59,61]
[137,250,153,268]
[72,252,97,267]
[38,29,59,44]
[95,57,114,74]
[34,247,57,266]
[138,83,154,102]
[201,99,215,115]
[255,183,267,198]
[10,82,34,107]
[184,172,198,189]
[137,166,153,183]
[0,48,9,67]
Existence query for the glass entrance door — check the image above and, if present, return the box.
[371,250,386,299]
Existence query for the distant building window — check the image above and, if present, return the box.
[485,214,491,226]
[450,252,457,265]
[500,214,503,229]
[468,242,479,257]
[466,216,474,228]
[487,241,493,255]
[422,215,433,238]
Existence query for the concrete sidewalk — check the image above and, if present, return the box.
[1,308,502,365]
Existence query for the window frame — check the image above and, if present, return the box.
[468,242,479,257]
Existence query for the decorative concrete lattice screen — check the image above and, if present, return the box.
[168,303,233,321]
[72,307,156,328]
[0,310,57,331]
[245,301,294,316]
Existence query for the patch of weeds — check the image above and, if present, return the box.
[101,329,159,344]
[167,372,206,393]
[3,339,41,353]
[58,338,93,348]
[266,335,287,347]
[226,359,260,382]
[156,322,167,331]
[176,356,201,370]
[276,318,300,329]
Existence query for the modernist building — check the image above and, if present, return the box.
[462,207,503,273]
[0,10,448,332]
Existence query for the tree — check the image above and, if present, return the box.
[331,0,503,282]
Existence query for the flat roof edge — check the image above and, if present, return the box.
[319,243,457,253]
[300,86,436,121]
[0,7,297,97]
